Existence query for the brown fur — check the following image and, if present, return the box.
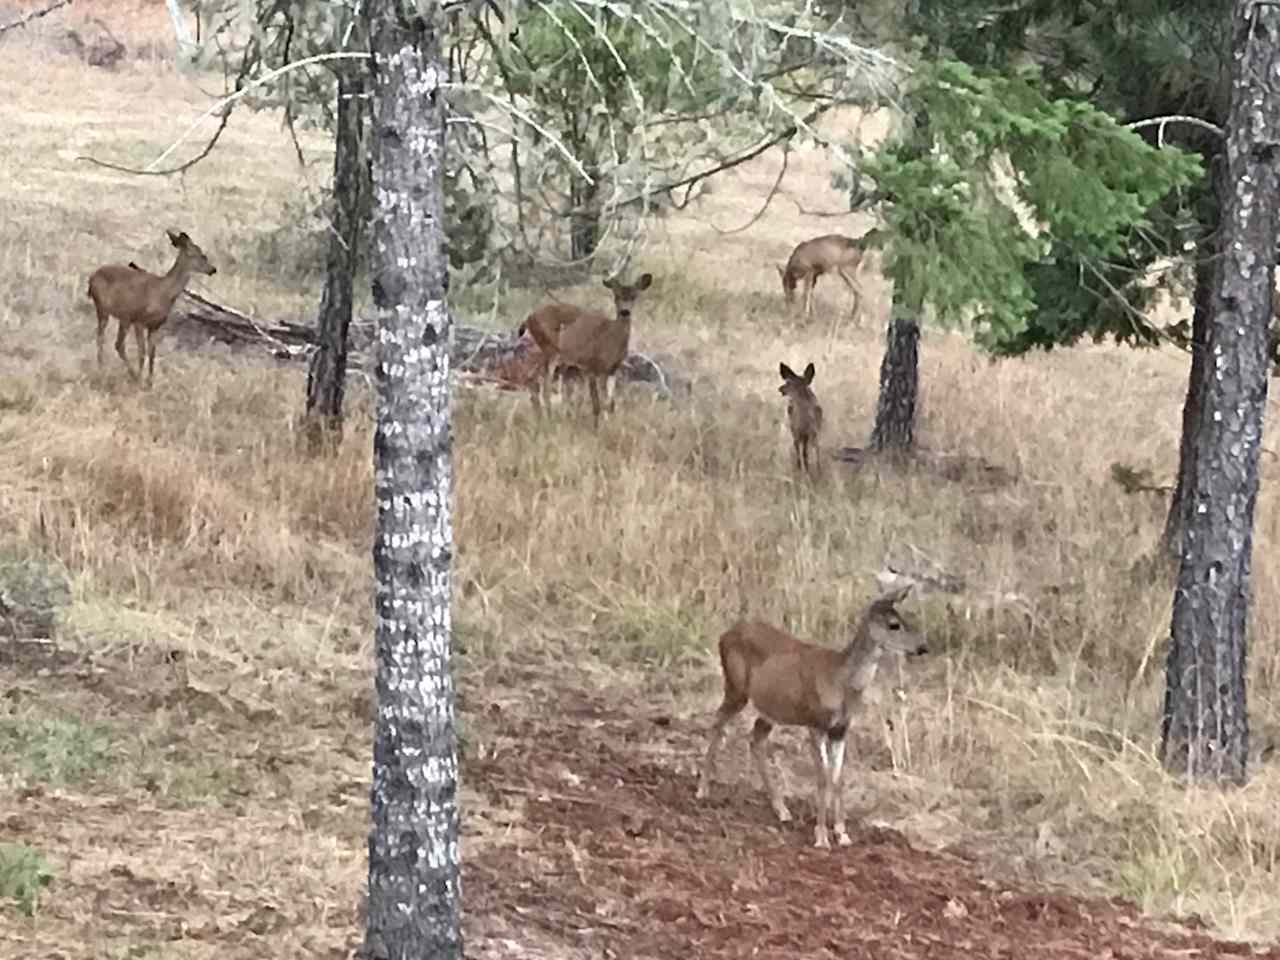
[776,234,867,319]
[519,273,653,427]
[696,585,928,848]
[87,229,216,386]
[779,361,823,476]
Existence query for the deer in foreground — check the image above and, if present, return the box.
[777,234,867,320]
[518,273,654,427]
[87,229,216,386]
[779,361,823,475]
[696,585,927,849]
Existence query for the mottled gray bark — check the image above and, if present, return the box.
[305,57,367,449]
[364,3,462,959]
[1161,0,1280,785]
[870,306,920,451]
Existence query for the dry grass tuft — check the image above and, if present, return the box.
[1,9,1279,956]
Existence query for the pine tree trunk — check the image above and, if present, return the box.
[870,306,920,451]
[363,4,462,959]
[304,59,366,450]
[570,170,599,261]
[1160,250,1214,560]
[1160,0,1280,785]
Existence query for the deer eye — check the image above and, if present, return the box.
[888,621,901,631]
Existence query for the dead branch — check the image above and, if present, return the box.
[158,289,686,395]
[0,0,73,36]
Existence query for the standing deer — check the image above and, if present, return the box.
[518,273,654,427]
[87,229,216,386]
[777,234,867,319]
[779,361,823,475]
[696,585,927,849]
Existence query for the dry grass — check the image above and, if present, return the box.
[1,7,1280,957]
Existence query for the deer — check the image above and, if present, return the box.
[87,229,216,386]
[777,234,868,320]
[695,584,928,849]
[517,273,654,427]
[779,361,823,475]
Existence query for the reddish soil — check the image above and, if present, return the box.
[465,690,1280,960]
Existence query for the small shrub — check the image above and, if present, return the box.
[0,843,53,917]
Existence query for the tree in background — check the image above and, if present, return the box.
[849,60,1201,449]
[363,0,461,955]
[1160,0,1280,784]
[878,0,1232,550]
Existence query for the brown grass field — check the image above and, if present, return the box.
[1,3,1279,958]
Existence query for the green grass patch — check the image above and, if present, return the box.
[0,842,53,917]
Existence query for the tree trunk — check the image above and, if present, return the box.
[1160,0,1280,785]
[570,169,599,261]
[364,4,462,959]
[1159,248,1214,559]
[870,305,920,451]
[304,58,366,451]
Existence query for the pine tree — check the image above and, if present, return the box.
[363,2,462,957]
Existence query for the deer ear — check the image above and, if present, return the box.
[602,277,617,290]
[167,229,183,246]
[779,362,796,381]
[803,362,815,384]
[636,273,653,290]
[775,265,786,280]
[881,583,913,605]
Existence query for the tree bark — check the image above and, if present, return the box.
[1160,247,1215,560]
[1161,0,1280,785]
[570,167,599,261]
[304,58,367,450]
[870,306,920,451]
[364,4,462,959]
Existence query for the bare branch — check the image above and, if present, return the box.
[0,0,73,36]
[1126,114,1225,144]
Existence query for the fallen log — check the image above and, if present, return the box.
[158,286,686,396]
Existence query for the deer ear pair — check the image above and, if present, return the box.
[778,362,816,384]
[166,229,190,248]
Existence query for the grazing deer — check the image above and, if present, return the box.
[696,585,927,849]
[779,361,823,475]
[518,273,654,427]
[777,234,867,319]
[87,229,216,386]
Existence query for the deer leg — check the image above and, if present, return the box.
[115,321,138,380]
[803,275,817,317]
[605,372,617,413]
[750,717,791,823]
[145,327,158,386]
[530,354,546,414]
[828,726,852,846]
[588,374,603,429]
[94,306,110,368]
[808,730,832,849]
[133,325,148,385]
[697,695,747,800]
[837,267,862,322]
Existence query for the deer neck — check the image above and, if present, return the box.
[160,252,196,303]
[837,617,882,694]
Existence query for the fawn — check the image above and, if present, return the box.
[87,229,216,386]
[696,585,927,848]
[779,361,823,475]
